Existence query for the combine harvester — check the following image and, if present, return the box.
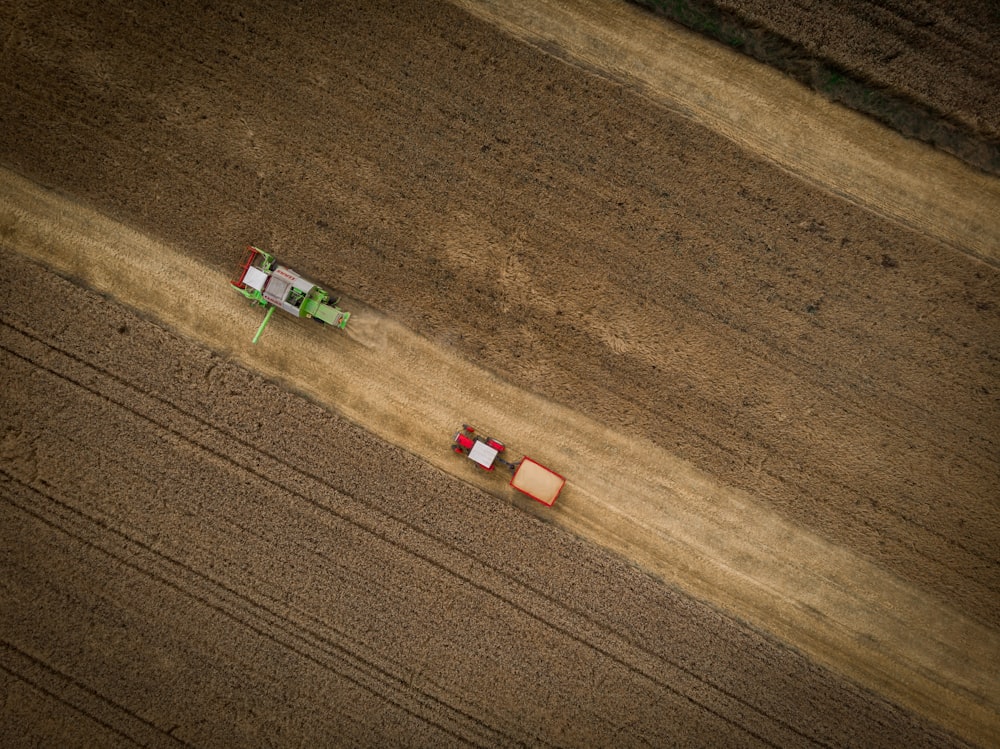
[452,424,566,507]
[231,245,350,343]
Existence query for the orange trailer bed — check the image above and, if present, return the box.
[510,458,565,506]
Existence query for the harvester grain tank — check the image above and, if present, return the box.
[231,246,349,343]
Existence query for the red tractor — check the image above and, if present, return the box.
[452,424,565,506]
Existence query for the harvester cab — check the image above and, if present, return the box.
[231,246,350,343]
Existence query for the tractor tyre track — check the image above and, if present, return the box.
[2,474,504,748]
[0,641,190,749]
[0,325,539,747]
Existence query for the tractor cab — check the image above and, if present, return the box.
[452,425,506,471]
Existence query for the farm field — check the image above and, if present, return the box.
[1,0,998,746]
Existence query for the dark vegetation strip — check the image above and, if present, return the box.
[628,0,1000,176]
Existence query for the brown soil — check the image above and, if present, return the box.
[1,0,997,746]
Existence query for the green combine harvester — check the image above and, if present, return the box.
[231,246,350,343]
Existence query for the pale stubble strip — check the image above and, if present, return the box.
[450,0,1000,265]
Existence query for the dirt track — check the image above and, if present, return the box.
[1,0,998,746]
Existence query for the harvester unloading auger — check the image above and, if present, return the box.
[231,246,350,343]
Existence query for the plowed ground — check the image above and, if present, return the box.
[1,0,998,746]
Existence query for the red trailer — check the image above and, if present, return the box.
[452,425,565,506]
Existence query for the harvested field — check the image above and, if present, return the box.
[1,0,998,746]
[0,229,973,749]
